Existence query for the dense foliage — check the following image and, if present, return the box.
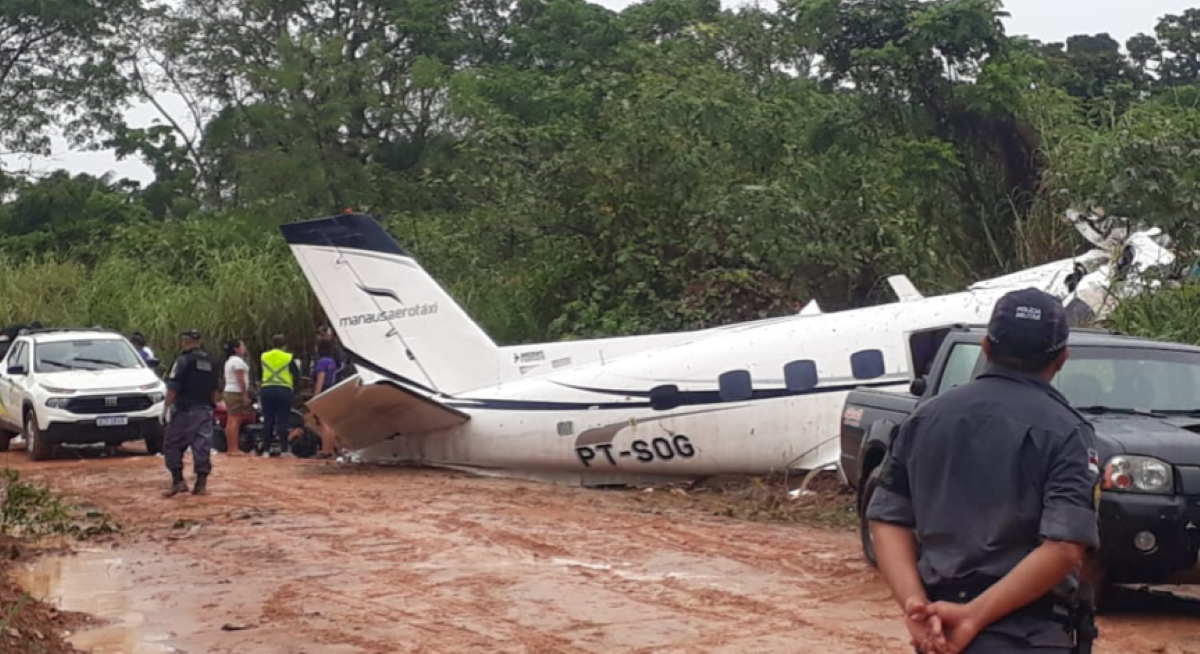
[1,0,1198,356]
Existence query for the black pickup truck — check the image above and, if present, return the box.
[840,323,1200,588]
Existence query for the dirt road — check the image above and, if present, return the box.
[5,449,1200,654]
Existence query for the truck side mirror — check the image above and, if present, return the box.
[909,376,927,397]
[6,364,26,376]
[146,357,161,369]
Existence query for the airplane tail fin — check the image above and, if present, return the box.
[280,213,512,396]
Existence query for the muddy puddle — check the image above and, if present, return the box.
[14,548,178,653]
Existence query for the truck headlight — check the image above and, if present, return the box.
[44,397,71,409]
[1104,455,1174,494]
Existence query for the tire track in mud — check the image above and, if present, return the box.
[7,456,903,651]
[456,502,900,650]
[228,466,898,652]
[173,468,597,653]
[24,461,547,651]
[414,494,903,652]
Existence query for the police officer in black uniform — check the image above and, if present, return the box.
[866,288,1101,654]
[162,329,220,497]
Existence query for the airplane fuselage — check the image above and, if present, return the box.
[343,285,1012,485]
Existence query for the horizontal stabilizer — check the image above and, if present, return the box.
[306,375,470,452]
[887,275,924,302]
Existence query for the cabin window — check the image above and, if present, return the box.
[650,385,681,411]
[851,349,886,380]
[784,360,819,391]
[557,421,574,436]
[719,370,753,401]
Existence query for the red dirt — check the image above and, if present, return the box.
[0,535,95,653]
[3,449,1200,653]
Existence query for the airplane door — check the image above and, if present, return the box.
[907,327,952,378]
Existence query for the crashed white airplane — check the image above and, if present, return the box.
[280,210,1183,486]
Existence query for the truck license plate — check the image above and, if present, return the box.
[96,416,128,427]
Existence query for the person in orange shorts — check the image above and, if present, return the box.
[221,338,254,456]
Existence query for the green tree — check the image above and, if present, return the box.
[0,171,151,261]
[0,0,142,159]
[1154,9,1200,87]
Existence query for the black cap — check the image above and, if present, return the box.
[987,288,1069,362]
[180,329,202,340]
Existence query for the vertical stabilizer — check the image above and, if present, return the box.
[280,213,512,395]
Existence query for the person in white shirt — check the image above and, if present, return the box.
[221,339,253,456]
[131,332,155,362]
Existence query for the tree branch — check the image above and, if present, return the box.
[130,58,210,182]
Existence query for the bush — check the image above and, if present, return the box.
[0,469,118,538]
[1107,279,1200,346]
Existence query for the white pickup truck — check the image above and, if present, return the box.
[0,328,167,460]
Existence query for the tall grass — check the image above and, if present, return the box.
[0,244,317,364]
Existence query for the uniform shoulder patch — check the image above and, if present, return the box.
[1087,448,1100,476]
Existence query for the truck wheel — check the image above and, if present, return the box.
[859,465,882,567]
[144,426,164,455]
[24,411,53,461]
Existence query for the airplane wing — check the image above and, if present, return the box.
[306,375,470,451]
[887,275,924,302]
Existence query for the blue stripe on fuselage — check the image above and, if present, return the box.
[343,347,906,413]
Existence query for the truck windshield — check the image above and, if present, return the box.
[1055,346,1200,413]
[34,340,146,373]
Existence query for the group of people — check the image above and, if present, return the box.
[159,325,348,498]
[219,327,344,459]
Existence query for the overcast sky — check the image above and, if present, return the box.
[6,0,1195,185]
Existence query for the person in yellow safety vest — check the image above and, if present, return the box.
[258,333,301,457]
